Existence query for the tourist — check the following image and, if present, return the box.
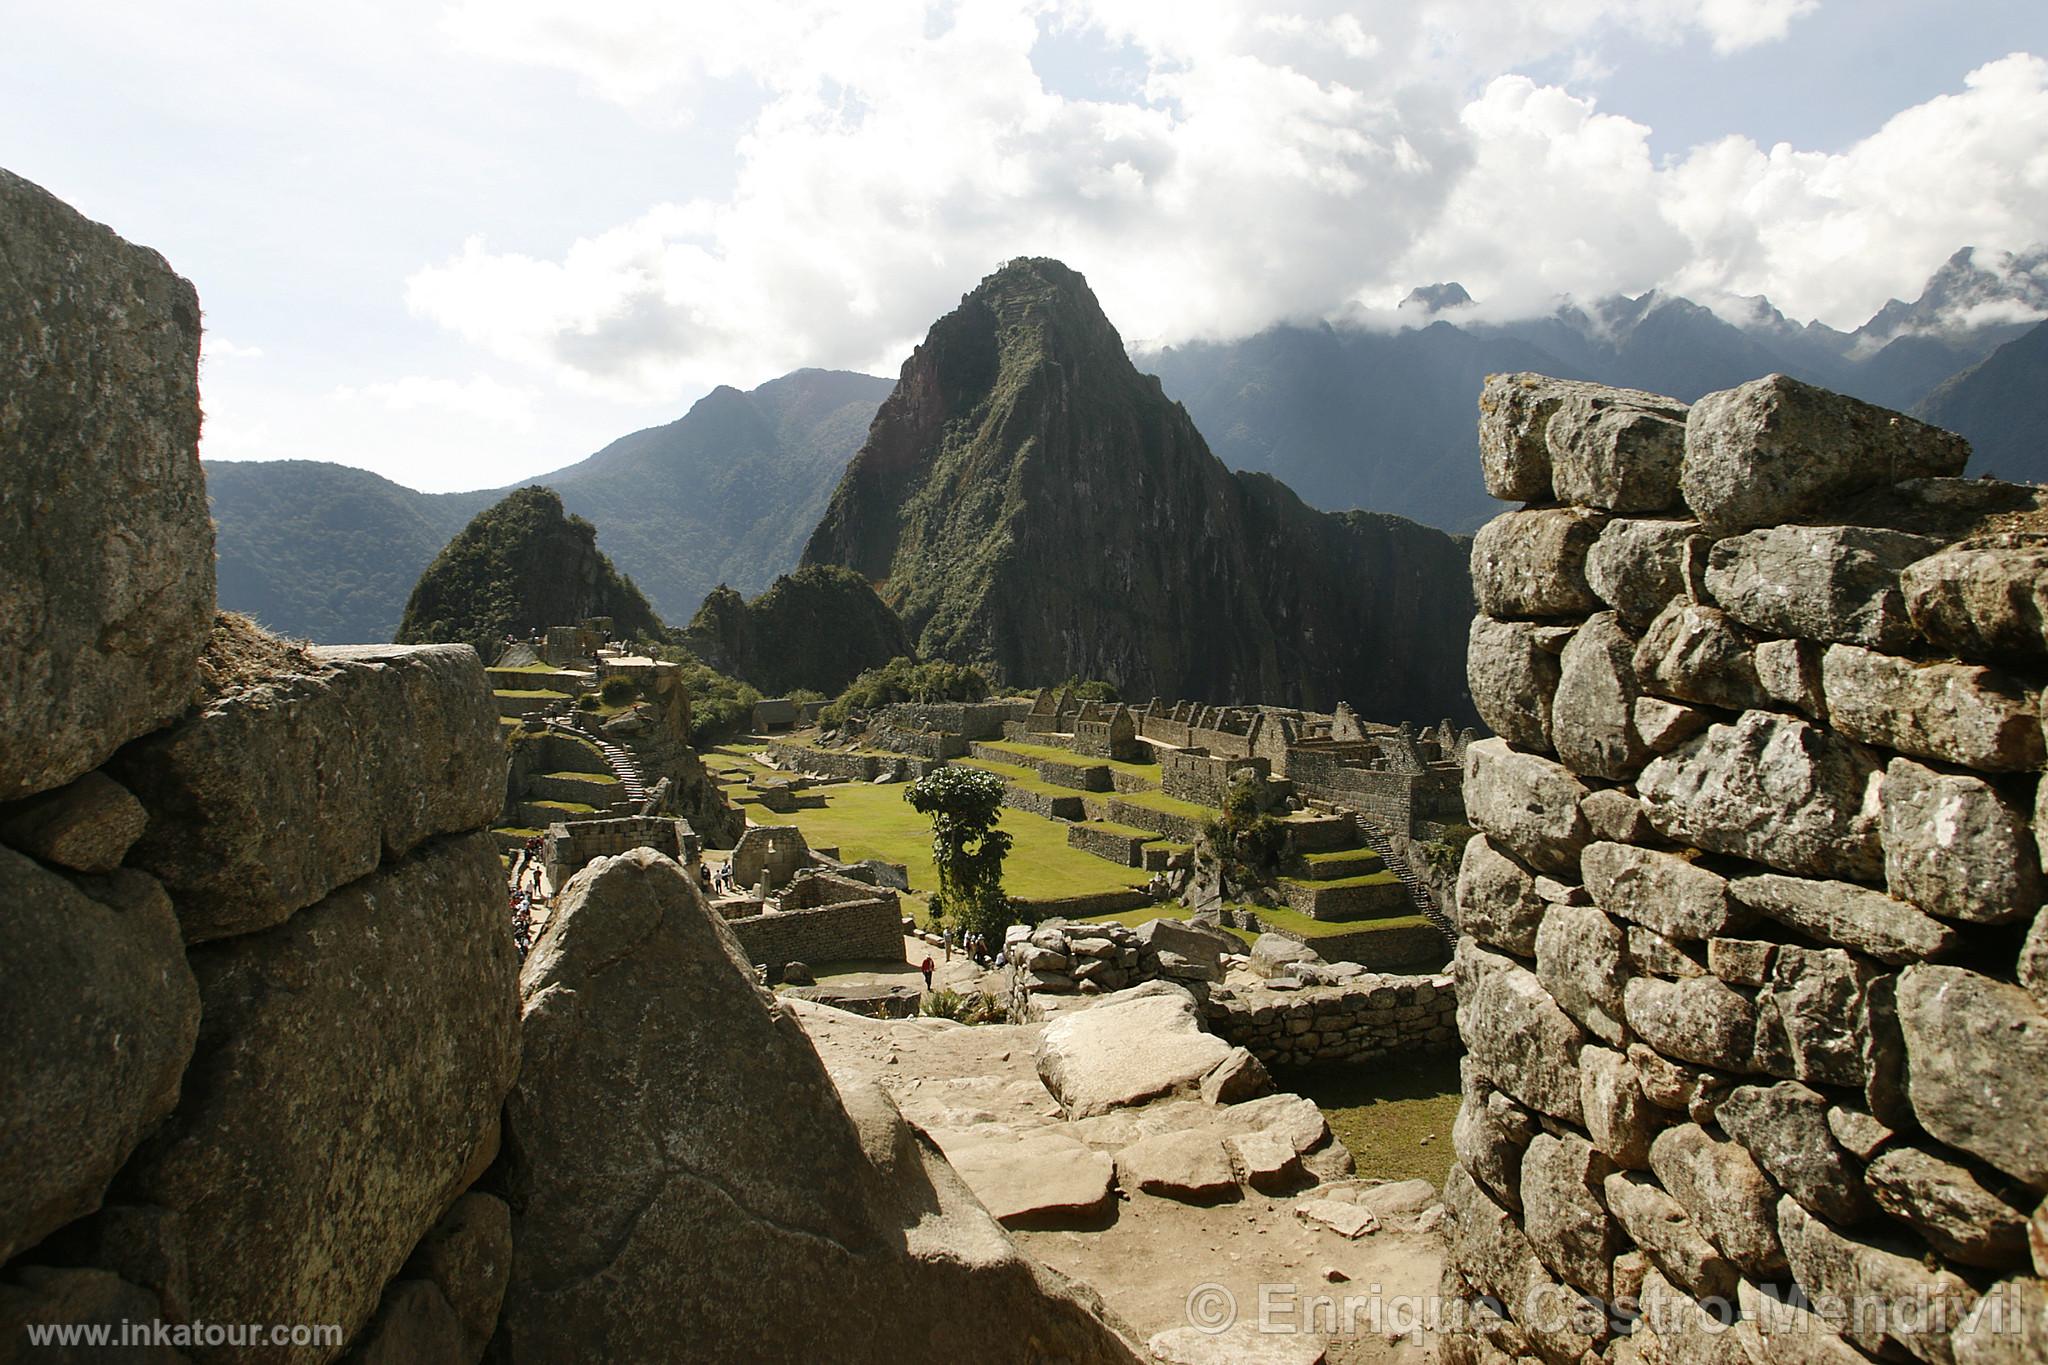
[919,956,935,991]
[943,928,954,961]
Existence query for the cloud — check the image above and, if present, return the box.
[411,3,2041,396]
[332,374,538,430]
[202,336,266,360]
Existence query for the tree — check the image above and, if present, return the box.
[904,766,1013,938]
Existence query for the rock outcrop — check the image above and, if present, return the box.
[498,847,1140,1363]
[1444,370,2048,1365]
[682,563,915,696]
[801,257,1475,719]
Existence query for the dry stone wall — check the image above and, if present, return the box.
[1207,972,1458,1068]
[1442,371,2048,1365]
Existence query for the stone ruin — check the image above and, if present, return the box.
[1442,371,2048,1364]
[0,168,1138,1363]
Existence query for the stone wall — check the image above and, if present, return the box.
[875,700,1018,739]
[1160,749,1269,806]
[544,815,700,887]
[865,722,968,761]
[1441,371,2048,1365]
[725,896,903,980]
[1206,972,1458,1068]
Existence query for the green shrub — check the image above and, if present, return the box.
[574,693,600,712]
[820,656,991,727]
[599,676,638,706]
[919,988,1007,1024]
[905,765,1012,939]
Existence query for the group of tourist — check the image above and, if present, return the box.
[508,835,549,959]
[940,927,1002,969]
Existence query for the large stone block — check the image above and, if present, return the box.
[1901,534,2048,661]
[1470,507,1606,620]
[1441,1165,1601,1365]
[1752,945,1885,1090]
[1705,524,1940,650]
[1462,739,1592,877]
[118,832,519,1361]
[1454,1057,1538,1210]
[1776,1195,1978,1365]
[1821,645,2043,773]
[1632,601,1766,711]
[1580,1044,1662,1169]
[1553,612,1652,779]
[1716,1081,1869,1226]
[1536,902,1629,1046]
[1478,372,1568,501]
[113,642,504,942]
[1456,938,1586,1123]
[1582,841,1745,941]
[0,771,148,874]
[0,852,198,1266]
[1544,383,1690,513]
[1468,616,1568,753]
[1680,374,1971,534]
[1454,834,1547,957]
[1521,1132,1621,1300]
[1951,1276,2048,1365]
[1730,872,1957,965]
[1037,982,1233,1118]
[0,169,216,802]
[1897,965,2048,1189]
[1637,711,1885,882]
[1601,1171,1737,1303]
[1624,975,1757,1072]
[1866,1143,2031,1270]
[1880,758,2042,925]
[1586,517,1709,628]
[501,848,1139,1364]
[1650,1124,1787,1277]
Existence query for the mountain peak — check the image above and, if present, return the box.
[1400,282,1474,314]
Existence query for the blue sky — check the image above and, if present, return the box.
[3,1,2042,491]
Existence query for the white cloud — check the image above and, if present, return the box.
[332,374,539,430]
[203,336,265,360]
[408,3,2042,396]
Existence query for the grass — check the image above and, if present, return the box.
[1279,868,1402,890]
[1112,788,1220,821]
[526,799,598,815]
[980,738,1160,782]
[495,688,571,700]
[705,745,1151,923]
[491,662,572,675]
[1230,901,1429,939]
[1302,848,1383,867]
[1280,1051,1462,1185]
[542,769,618,783]
[955,756,1093,800]
[495,825,542,839]
[1069,818,1166,842]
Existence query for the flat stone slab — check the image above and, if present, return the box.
[1117,1130,1239,1203]
[942,1132,1116,1227]
[1293,1199,1379,1238]
[1149,1324,1327,1365]
[1035,984,1233,1118]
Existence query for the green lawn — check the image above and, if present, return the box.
[526,798,599,816]
[1112,787,1220,821]
[979,738,1162,783]
[705,746,1151,921]
[1069,818,1167,842]
[495,688,571,700]
[1282,1051,1462,1185]
[1281,868,1402,890]
[1231,901,1429,939]
[1302,848,1384,867]
[542,769,618,783]
[955,756,1094,801]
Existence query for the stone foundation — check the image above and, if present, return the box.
[726,895,903,982]
[1206,973,1458,1068]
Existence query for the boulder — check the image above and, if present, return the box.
[1520,1131,1621,1299]
[1462,739,1592,877]
[1582,841,1745,941]
[943,1132,1117,1227]
[1456,939,1586,1123]
[1541,379,1690,512]
[341,1279,465,1365]
[0,1266,183,1365]
[1453,834,1547,957]
[1777,1195,1978,1365]
[112,642,504,942]
[1651,1124,1787,1277]
[1716,1081,1869,1226]
[1037,982,1235,1118]
[1632,601,1767,712]
[1117,1131,1239,1202]
[0,169,215,803]
[1600,1171,1737,1303]
[1730,872,1956,964]
[501,849,1140,1363]
[1535,902,1629,1046]
[1580,788,1655,845]
[2023,911,2048,1011]
[1879,758,2041,925]
[1224,1130,1304,1192]
[401,1191,511,1360]
[1637,711,1885,882]
[1866,1143,2031,1269]
[1470,507,1606,619]
[1680,374,1971,533]
[1704,524,1939,650]
[1624,975,1757,1072]
[1441,1165,1601,1365]
[1820,645,2043,773]
[1632,695,1711,753]
[1199,1047,1274,1106]
[1897,966,2048,1189]
[1552,612,1652,779]
[0,852,199,1266]
[0,771,148,874]
[1586,517,1709,628]
[1467,616,1566,753]
[1630,925,1707,979]
[1900,534,2048,660]
[1148,1323,1328,1365]
[1248,933,1321,979]
[1579,1044,1662,1170]
[118,832,518,1357]
[1705,937,1774,986]
[1134,916,1236,970]
[1477,371,1579,502]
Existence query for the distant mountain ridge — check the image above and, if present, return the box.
[801,257,1477,719]
[205,368,891,643]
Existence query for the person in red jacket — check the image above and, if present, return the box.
[920,956,935,991]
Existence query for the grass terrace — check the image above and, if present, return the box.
[979,738,1160,782]
[1074,902,1252,945]
[1283,1051,1462,1185]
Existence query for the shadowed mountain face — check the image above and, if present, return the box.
[802,257,1476,721]
[1916,318,2048,487]
[395,486,665,660]
[204,368,892,643]
[682,564,914,697]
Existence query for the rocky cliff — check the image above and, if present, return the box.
[1444,370,2048,1364]
[682,563,915,696]
[396,485,665,659]
[802,257,1475,721]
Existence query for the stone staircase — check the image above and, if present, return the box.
[1354,821,1456,941]
[594,737,650,804]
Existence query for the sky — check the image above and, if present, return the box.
[3,1,2043,492]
